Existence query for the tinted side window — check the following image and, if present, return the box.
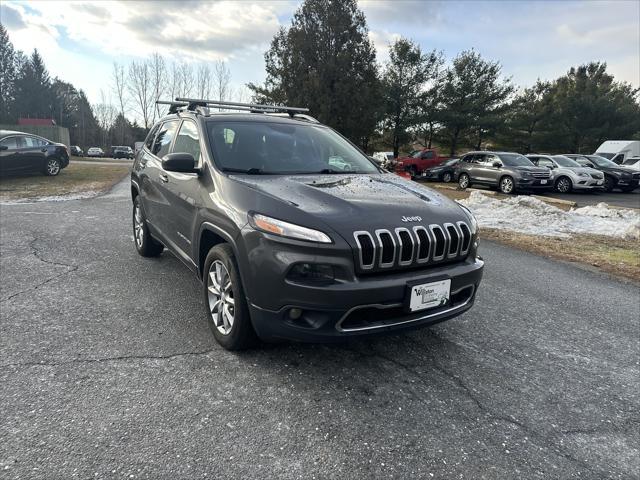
[461,154,474,163]
[145,124,161,150]
[422,151,435,159]
[152,121,179,158]
[0,137,19,150]
[24,136,46,148]
[173,121,201,160]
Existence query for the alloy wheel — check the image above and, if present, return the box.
[501,177,514,193]
[556,178,571,193]
[207,260,235,335]
[133,204,144,248]
[47,159,60,175]
[459,174,469,189]
[443,172,452,183]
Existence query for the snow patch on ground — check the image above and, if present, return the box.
[459,191,640,239]
[0,191,101,205]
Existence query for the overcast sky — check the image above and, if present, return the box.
[2,0,638,105]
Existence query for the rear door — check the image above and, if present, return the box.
[161,119,204,260]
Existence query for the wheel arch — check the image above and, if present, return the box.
[197,223,241,280]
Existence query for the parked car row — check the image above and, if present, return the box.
[415,150,638,195]
[75,145,135,159]
[0,129,70,176]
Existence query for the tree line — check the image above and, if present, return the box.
[0,24,240,149]
[250,0,640,156]
[2,0,639,155]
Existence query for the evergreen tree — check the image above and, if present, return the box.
[14,49,53,119]
[438,50,513,155]
[0,24,17,122]
[382,38,442,157]
[248,0,381,149]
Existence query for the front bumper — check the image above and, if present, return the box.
[247,257,484,343]
[517,178,553,190]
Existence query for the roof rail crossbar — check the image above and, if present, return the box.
[156,100,189,114]
[175,97,309,116]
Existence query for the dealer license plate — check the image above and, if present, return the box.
[409,279,451,312]
[540,179,547,184]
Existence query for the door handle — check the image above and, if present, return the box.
[159,173,169,183]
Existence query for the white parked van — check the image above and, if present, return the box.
[594,140,640,164]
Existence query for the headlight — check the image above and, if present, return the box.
[611,171,622,176]
[578,172,589,177]
[248,213,332,243]
[458,204,478,234]
[521,172,532,177]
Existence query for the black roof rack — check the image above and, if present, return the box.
[156,100,188,114]
[174,97,309,117]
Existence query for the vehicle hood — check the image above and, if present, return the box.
[558,166,601,175]
[232,173,471,233]
[601,165,637,175]
[510,166,549,173]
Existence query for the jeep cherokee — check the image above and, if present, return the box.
[131,99,484,350]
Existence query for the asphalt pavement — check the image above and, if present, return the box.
[1,179,638,479]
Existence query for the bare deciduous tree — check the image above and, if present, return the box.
[111,62,128,142]
[196,64,212,99]
[180,62,195,98]
[93,90,116,148]
[149,52,166,122]
[128,60,153,128]
[214,60,231,105]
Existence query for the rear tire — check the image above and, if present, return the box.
[203,244,258,350]
[407,166,418,179]
[458,173,470,189]
[133,196,164,257]
[620,186,637,193]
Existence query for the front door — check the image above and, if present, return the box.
[0,136,21,174]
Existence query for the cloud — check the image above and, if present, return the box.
[4,0,284,62]
[368,30,401,64]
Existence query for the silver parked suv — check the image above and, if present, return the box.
[456,151,553,194]
[526,154,604,193]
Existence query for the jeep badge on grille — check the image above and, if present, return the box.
[401,216,422,222]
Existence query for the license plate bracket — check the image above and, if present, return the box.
[404,278,451,313]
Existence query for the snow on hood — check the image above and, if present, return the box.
[459,191,640,239]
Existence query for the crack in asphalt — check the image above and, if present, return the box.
[347,339,620,477]
[1,237,79,303]
[0,348,218,370]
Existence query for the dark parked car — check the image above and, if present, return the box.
[0,130,69,177]
[421,158,459,183]
[111,145,134,159]
[564,154,639,192]
[456,151,552,194]
[70,145,83,156]
[131,99,483,350]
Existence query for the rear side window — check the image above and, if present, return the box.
[173,121,201,161]
[152,121,179,158]
[24,136,47,147]
[145,123,161,150]
[422,151,435,159]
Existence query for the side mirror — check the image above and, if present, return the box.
[162,152,198,173]
[492,161,502,168]
[546,165,554,170]
[0,145,8,151]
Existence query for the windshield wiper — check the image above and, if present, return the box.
[221,167,267,174]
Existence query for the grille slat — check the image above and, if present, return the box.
[354,221,473,272]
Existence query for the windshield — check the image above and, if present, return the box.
[552,155,581,167]
[498,153,534,167]
[444,158,459,166]
[587,155,618,168]
[207,121,379,174]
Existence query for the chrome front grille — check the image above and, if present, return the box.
[353,222,472,272]
[531,171,551,178]
[633,173,640,180]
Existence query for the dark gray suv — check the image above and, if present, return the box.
[131,99,484,350]
[456,151,553,194]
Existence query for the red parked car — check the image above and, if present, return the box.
[394,148,450,177]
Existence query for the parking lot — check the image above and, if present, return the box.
[1,179,638,479]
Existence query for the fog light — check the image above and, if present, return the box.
[289,308,303,320]
[288,263,335,283]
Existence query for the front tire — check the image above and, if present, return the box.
[499,176,515,194]
[442,171,452,183]
[458,173,470,189]
[603,176,615,192]
[203,244,257,350]
[555,176,572,193]
[44,158,61,176]
[133,196,164,257]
